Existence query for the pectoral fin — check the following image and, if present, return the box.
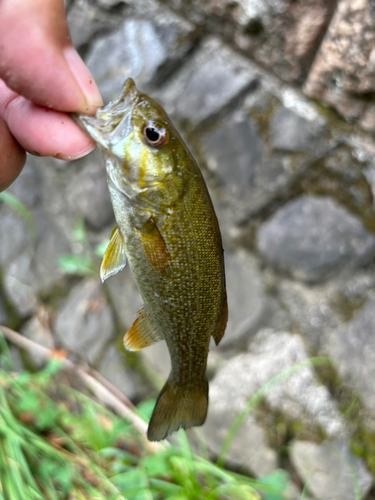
[124,306,163,351]
[100,226,127,282]
[137,218,170,274]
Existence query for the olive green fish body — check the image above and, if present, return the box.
[73,79,227,441]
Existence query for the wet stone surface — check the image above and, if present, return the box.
[161,0,336,84]
[54,279,115,365]
[156,37,260,126]
[290,439,373,500]
[204,406,278,477]
[7,160,43,209]
[201,111,262,196]
[206,330,347,457]
[104,265,143,331]
[66,150,114,231]
[0,206,30,268]
[218,249,266,348]
[3,254,38,318]
[21,312,55,369]
[0,292,7,325]
[98,345,140,401]
[257,195,375,283]
[304,0,375,123]
[327,297,375,415]
[86,8,195,103]
[269,107,326,153]
[279,280,342,350]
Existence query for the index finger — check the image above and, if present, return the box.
[0,0,103,114]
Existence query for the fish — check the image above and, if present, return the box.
[72,78,227,441]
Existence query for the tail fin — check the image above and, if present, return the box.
[147,377,208,441]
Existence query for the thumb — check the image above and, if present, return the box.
[0,0,103,114]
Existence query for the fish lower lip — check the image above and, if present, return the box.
[71,113,110,149]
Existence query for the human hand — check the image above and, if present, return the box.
[0,0,103,191]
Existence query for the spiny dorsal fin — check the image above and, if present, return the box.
[100,225,127,283]
[124,306,163,351]
[137,218,169,274]
[212,294,228,346]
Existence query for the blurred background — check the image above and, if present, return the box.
[2,0,375,498]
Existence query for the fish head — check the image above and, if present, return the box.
[73,78,184,209]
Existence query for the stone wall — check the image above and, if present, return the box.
[2,0,375,497]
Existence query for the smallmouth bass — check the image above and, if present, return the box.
[73,79,227,441]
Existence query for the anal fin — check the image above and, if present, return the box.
[100,225,127,282]
[124,306,163,351]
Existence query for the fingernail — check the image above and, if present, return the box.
[55,142,96,161]
[64,47,103,111]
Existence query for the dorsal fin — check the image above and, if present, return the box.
[124,306,164,351]
[100,226,127,282]
[212,294,228,346]
[136,218,170,274]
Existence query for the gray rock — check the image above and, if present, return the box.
[290,440,373,500]
[3,253,38,317]
[9,347,24,372]
[157,37,260,126]
[86,12,195,104]
[98,345,139,401]
[337,269,375,301]
[279,280,342,349]
[257,195,375,283]
[0,206,30,267]
[270,107,325,153]
[66,151,114,231]
[96,0,121,7]
[0,292,8,325]
[8,159,43,208]
[218,249,267,348]
[54,279,114,365]
[32,209,72,292]
[139,341,171,383]
[206,329,346,467]
[204,407,278,477]
[67,0,122,48]
[196,81,327,233]
[21,311,55,368]
[327,297,375,413]
[104,265,143,330]
[161,0,335,84]
[105,265,171,383]
[303,0,375,125]
[364,164,375,204]
[202,111,263,195]
[254,330,347,438]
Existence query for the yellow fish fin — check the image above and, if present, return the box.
[100,225,127,283]
[147,377,208,441]
[137,218,170,274]
[124,306,163,351]
[212,294,228,346]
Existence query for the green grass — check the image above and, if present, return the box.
[0,334,288,500]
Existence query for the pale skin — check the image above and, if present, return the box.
[0,0,103,191]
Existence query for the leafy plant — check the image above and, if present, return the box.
[0,333,288,500]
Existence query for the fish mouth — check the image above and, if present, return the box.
[71,78,140,150]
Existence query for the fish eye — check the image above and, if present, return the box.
[142,122,168,148]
